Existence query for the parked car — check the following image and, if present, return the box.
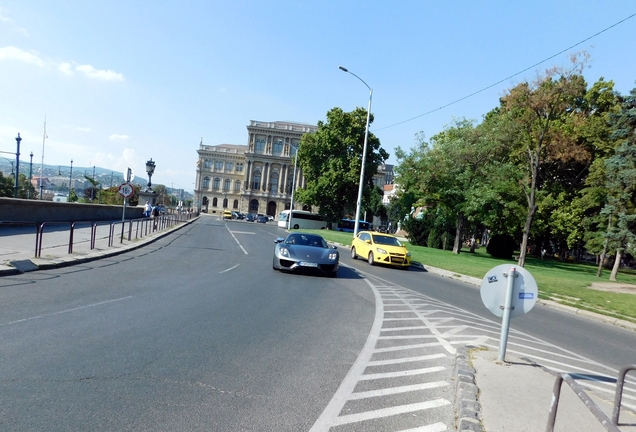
[222,210,232,220]
[267,215,274,221]
[273,233,339,277]
[245,213,256,222]
[232,211,245,220]
[350,231,411,269]
[256,215,269,223]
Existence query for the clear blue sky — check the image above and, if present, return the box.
[1,1,634,191]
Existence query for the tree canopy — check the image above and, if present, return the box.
[295,107,388,225]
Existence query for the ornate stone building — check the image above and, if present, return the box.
[194,120,318,217]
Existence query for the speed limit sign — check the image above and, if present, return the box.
[118,182,134,198]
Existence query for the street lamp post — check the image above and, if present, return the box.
[14,133,21,198]
[145,159,156,192]
[28,152,33,199]
[69,160,73,192]
[339,66,372,237]
[288,143,299,230]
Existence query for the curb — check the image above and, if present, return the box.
[454,345,483,431]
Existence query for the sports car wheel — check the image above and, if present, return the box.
[368,252,375,265]
[351,247,357,259]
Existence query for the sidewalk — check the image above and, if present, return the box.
[0,216,198,275]
[456,347,636,431]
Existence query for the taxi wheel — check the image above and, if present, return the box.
[367,252,375,265]
[351,247,357,259]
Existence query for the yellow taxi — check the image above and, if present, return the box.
[350,231,411,269]
[222,210,233,220]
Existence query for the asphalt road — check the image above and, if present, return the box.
[1,216,634,431]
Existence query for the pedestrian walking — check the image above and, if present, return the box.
[144,201,152,218]
[152,205,160,230]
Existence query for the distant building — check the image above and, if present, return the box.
[194,120,318,216]
[194,120,393,218]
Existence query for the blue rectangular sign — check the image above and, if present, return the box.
[519,293,534,299]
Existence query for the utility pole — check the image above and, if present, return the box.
[14,133,21,198]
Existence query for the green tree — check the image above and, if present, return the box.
[295,107,388,225]
[396,119,511,253]
[500,53,591,266]
[603,86,636,281]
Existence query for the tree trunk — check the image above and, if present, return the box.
[596,215,612,277]
[517,205,536,267]
[609,248,623,281]
[452,212,464,254]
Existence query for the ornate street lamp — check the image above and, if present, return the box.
[145,158,156,192]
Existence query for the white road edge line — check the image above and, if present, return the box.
[1,296,134,326]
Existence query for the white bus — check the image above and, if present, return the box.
[277,210,327,230]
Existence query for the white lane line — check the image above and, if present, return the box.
[368,353,446,366]
[219,264,239,273]
[308,278,384,432]
[229,231,256,234]
[226,225,248,254]
[349,381,449,400]
[379,335,438,340]
[360,366,446,380]
[1,296,133,326]
[397,422,448,432]
[332,399,450,426]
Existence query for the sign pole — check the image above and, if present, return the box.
[498,267,517,362]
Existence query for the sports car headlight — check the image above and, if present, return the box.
[279,247,290,257]
[376,247,388,255]
[328,252,338,260]
[406,252,411,257]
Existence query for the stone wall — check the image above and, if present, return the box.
[0,197,144,223]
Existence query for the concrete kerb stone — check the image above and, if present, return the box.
[0,216,199,275]
[454,345,483,432]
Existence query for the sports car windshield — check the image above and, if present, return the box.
[285,234,327,248]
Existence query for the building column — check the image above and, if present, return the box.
[263,162,270,192]
[245,160,252,189]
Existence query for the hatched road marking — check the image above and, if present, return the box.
[310,270,636,431]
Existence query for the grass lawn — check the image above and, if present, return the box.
[302,229,636,323]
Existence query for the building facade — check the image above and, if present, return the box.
[194,120,318,217]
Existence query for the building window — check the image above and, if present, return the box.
[213,177,221,191]
[286,171,295,193]
[212,197,218,207]
[290,142,299,156]
[224,179,231,191]
[234,180,241,191]
[236,163,244,172]
[204,159,212,169]
[225,161,233,172]
[255,139,265,154]
[270,172,279,193]
[252,170,261,190]
[273,139,283,156]
[233,199,239,209]
[214,160,223,171]
[203,177,210,189]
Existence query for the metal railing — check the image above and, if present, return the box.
[546,365,636,431]
[1,212,197,260]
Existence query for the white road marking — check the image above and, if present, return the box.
[332,399,450,426]
[349,382,449,400]
[360,366,446,380]
[397,423,447,432]
[219,264,239,273]
[1,296,133,326]
[226,225,248,254]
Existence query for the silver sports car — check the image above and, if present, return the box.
[272,233,339,277]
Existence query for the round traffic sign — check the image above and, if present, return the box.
[480,264,538,318]
[118,182,134,198]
